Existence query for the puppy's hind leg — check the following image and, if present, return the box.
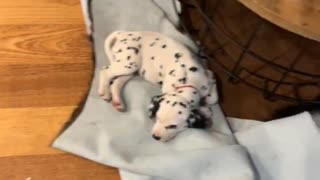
[98,63,138,103]
[99,68,112,101]
[110,75,133,112]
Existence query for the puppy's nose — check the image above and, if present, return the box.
[152,134,161,141]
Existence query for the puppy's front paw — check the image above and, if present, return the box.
[99,89,112,102]
[112,101,125,112]
[102,95,112,102]
[199,106,212,119]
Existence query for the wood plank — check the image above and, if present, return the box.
[0,0,85,25]
[0,0,119,179]
[0,25,91,65]
[0,106,80,157]
[0,24,93,108]
[0,62,92,108]
[0,153,120,180]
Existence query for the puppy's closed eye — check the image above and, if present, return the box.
[165,125,177,129]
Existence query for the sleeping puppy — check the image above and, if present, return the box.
[98,31,217,142]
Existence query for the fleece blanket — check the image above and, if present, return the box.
[54,0,320,180]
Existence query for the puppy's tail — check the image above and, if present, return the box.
[104,31,121,62]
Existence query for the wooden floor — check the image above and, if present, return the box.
[0,0,120,179]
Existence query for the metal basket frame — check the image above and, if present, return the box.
[173,0,320,104]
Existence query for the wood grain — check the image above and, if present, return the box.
[237,0,320,41]
[0,153,119,180]
[0,24,93,108]
[0,62,92,108]
[0,0,120,179]
[0,107,75,157]
[0,25,91,65]
[0,0,85,25]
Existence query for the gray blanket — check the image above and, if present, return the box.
[54,1,320,180]
[53,0,254,179]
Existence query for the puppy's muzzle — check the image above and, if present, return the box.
[152,134,161,141]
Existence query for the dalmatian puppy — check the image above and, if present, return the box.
[98,31,217,142]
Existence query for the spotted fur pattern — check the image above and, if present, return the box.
[98,31,217,142]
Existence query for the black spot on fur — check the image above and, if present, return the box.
[149,95,165,119]
[151,56,155,60]
[181,64,185,68]
[127,56,131,60]
[187,109,209,129]
[208,94,211,96]
[189,67,198,72]
[162,45,167,48]
[158,72,162,77]
[199,97,206,106]
[130,62,134,65]
[166,100,170,104]
[172,102,177,106]
[172,94,176,96]
[174,53,182,59]
[110,80,114,85]
[193,91,197,94]
[155,38,160,41]
[178,77,187,84]
[150,42,156,47]
[116,60,120,62]
[159,65,163,69]
[179,102,187,108]
[190,100,194,103]
[127,47,139,54]
[138,44,141,48]
[117,49,122,53]
[169,70,175,75]
[128,34,133,36]
[178,90,183,93]
[136,37,141,41]
[178,111,182,114]
[120,39,127,42]
[158,81,163,85]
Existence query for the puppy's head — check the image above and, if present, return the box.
[148,94,209,142]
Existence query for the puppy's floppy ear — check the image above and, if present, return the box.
[187,109,210,129]
[148,94,165,119]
